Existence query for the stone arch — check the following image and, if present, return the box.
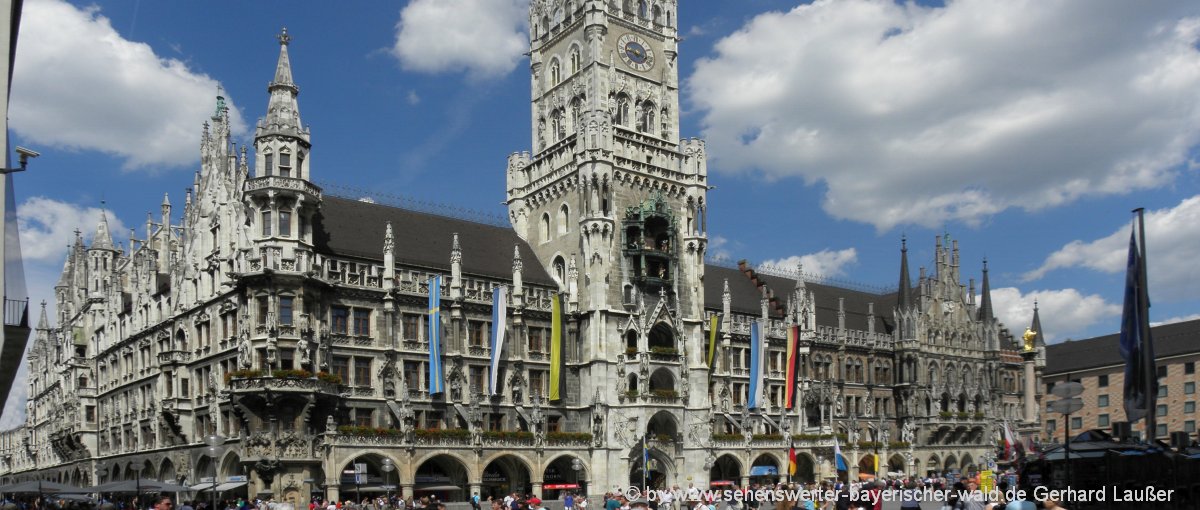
[793,452,817,483]
[630,446,675,490]
[413,453,471,502]
[158,456,177,483]
[648,368,675,395]
[943,455,958,472]
[925,454,941,475]
[625,329,638,353]
[708,454,742,485]
[857,453,876,479]
[481,453,534,501]
[887,454,907,476]
[961,453,976,474]
[750,453,781,484]
[648,321,674,351]
[542,453,588,499]
[646,409,679,440]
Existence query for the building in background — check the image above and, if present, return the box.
[0,0,1042,501]
[1042,319,1200,442]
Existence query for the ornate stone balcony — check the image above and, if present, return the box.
[158,350,192,366]
[226,372,342,395]
[244,175,322,201]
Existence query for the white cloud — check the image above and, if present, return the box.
[762,248,859,279]
[406,90,421,105]
[17,197,128,262]
[1024,195,1200,301]
[989,287,1122,343]
[10,0,247,170]
[688,0,1200,230]
[1153,313,1200,326]
[392,0,528,79]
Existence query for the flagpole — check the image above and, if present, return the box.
[1134,208,1156,442]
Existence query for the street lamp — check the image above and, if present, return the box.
[205,434,226,510]
[381,459,395,505]
[130,458,145,509]
[570,458,583,495]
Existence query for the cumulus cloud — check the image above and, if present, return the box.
[392,0,528,79]
[10,0,247,170]
[17,197,128,262]
[1153,313,1200,326]
[761,248,859,279]
[1024,195,1200,301]
[989,287,1122,343]
[688,0,1200,230]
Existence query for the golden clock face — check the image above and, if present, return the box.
[618,33,655,72]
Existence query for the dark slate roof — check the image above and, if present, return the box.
[704,264,896,334]
[1045,319,1200,375]
[314,196,556,286]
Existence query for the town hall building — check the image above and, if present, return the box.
[0,0,1043,503]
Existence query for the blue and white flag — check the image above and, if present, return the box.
[428,275,444,395]
[489,286,508,395]
[833,435,847,471]
[748,320,765,409]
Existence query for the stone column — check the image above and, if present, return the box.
[740,475,750,488]
[329,486,341,503]
[532,482,543,498]
[470,484,481,502]
[401,484,413,501]
[848,449,859,482]
[1022,351,1037,423]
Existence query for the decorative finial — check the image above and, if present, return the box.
[901,234,907,250]
[277,27,291,46]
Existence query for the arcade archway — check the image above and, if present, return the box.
[414,454,470,502]
[481,454,532,501]
[708,454,741,488]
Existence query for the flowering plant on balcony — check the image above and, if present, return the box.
[649,346,678,356]
[316,372,343,384]
[888,441,911,449]
[650,389,678,398]
[938,411,953,419]
[272,369,312,379]
[713,433,741,442]
[751,433,783,441]
[546,432,592,443]
[956,412,969,419]
[338,426,402,437]
[482,430,534,440]
[413,428,470,440]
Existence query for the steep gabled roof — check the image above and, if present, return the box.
[704,263,896,333]
[313,196,556,286]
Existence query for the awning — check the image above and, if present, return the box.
[215,482,248,492]
[189,483,216,492]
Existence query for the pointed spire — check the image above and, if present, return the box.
[272,28,295,88]
[978,258,995,322]
[262,27,303,133]
[897,236,912,311]
[1030,299,1044,347]
[37,301,48,330]
[91,205,115,251]
[512,244,523,272]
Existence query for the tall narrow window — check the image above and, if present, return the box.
[264,152,274,176]
[279,210,292,237]
[354,357,372,386]
[540,213,551,242]
[257,296,269,324]
[262,210,273,237]
[353,309,370,336]
[279,296,294,326]
[279,151,292,178]
[558,204,570,235]
[331,306,349,334]
[570,47,582,74]
[550,61,562,86]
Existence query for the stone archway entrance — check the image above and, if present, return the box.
[791,454,815,484]
[629,449,672,490]
[749,454,779,485]
[542,455,586,500]
[414,455,469,502]
[708,454,741,488]
[481,455,532,501]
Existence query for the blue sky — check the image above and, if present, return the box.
[7,0,1200,354]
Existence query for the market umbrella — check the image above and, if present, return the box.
[0,480,88,494]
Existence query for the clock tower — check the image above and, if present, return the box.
[506,0,711,488]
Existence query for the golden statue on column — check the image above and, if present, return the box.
[1022,328,1037,352]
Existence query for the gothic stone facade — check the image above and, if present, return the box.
[0,0,1042,503]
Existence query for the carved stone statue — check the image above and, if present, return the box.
[325,415,337,434]
[297,335,310,366]
[237,331,251,369]
[592,412,605,446]
[880,427,890,445]
[848,426,859,445]
[901,421,914,444]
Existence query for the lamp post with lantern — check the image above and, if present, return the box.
[381,458,395,506]
[204,434,226,510]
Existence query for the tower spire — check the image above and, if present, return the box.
[1030,299,1044,348]
[91,203,115,251]
[978,258,995,322]
[262,27,303,134]
[896,236,912,311]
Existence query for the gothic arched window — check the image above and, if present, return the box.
[571,97,583,133]
[570,46,582,74]
[550,60,562,86]
[553,256,566,285]
[638,0,648,19]
[263,150,274,176]
[540,213,551,242]
[558,204,570,236]
[550,110,564,142]
[615,94,631,127]
[639,101,656,133]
